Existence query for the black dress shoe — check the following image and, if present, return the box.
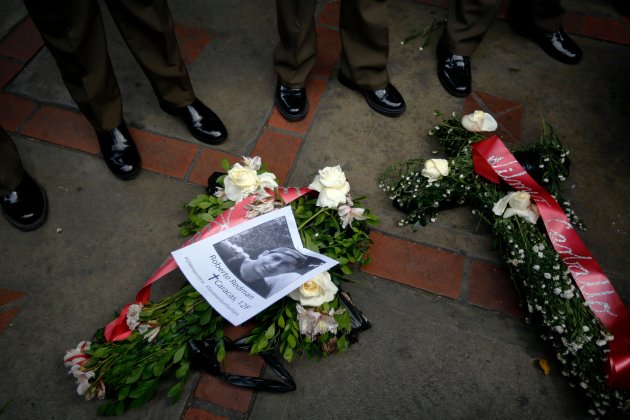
[337,70,406,117]
[274,80,308,122]
[161,99,228,145]
[1,172,48,231]
[436,43,471,98]
[522,28,583,65]
[96,122,141,181]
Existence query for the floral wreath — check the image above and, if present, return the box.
[379,110,630,418]
[63,157,377,416]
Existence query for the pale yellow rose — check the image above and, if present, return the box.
[288,271,338,307]
[461,110,497,132]
[508,191,532,211]
[492,191,539,224]
[421,159,449,183]
[309,166,350,208]
[224,163,259,201]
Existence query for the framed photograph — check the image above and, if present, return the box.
[172,206,337,325]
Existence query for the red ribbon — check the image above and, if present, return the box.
[472,135,630,390]
[104,187,311,342]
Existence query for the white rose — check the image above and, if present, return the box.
[504,206,540,224]
[288,271,338,307]
[309,166,350,208]
[492,191,516,216]
[508,191,532,211]
[492,191,539,224]
[421,159,449,183]
[224,163,260,202]
[461,110,498,132]
[257,172,278,190]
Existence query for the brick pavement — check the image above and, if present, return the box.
[1,1,628,418]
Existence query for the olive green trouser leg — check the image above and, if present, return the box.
[339,0,389,90]
[273,0,318,88]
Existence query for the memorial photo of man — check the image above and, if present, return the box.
[214,241,311,298]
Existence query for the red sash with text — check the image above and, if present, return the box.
[472,135,630,390]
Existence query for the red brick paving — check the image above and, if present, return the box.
[0,307,20,334]
[467,261,524,318]
[0,288,26,307]
[182,408,228,420]
[250,128,302,184]
[465,91,523,143]
[363,231,464,299]
[318,1,340,27]
[0,17,43,62]
[175,24,213,65]
[20,106,99,154]
[130,128,199,179]
[187,147,239,186]
[0,92,36,131]
[0,60,22,89]
[312,26,342,78]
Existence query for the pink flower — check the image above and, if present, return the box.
[64,340,91,367]
[338,205,367,229]
[295,304,344,340]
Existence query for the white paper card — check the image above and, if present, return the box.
[172,206,338,325]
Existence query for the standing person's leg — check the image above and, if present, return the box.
[337,0,405,117]
[23,0,122,131]
[510,0,582,64]
[0,128,47,231]
[272,0,317,122]
[104,0,228,144]
[436,0,500,97]
[23,0,141,180]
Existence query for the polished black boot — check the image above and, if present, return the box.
[96,122,141,180]
[436,43,471,98]
[337,70,406,117]
[161,99,228,145]
[274,80,308,122]
[1,172,48,231]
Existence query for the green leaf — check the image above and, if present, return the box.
[265,324,275,339]
[175,362,190,379]
[114,400,125,416]
[216,342,226,362]
[199,311,212,326]
[167,382,184,400]
[126,366,144,384]
[195,302,211,311]
[153,361,165,377]
[117,385,130,401]
[173,345,186,363]
[277,314,285,329]
[287,334,297,349]
[283,346,294,362]
[92,347,110,358]
[129,396,147,409]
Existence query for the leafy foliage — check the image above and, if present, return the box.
[82,285,225,416]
